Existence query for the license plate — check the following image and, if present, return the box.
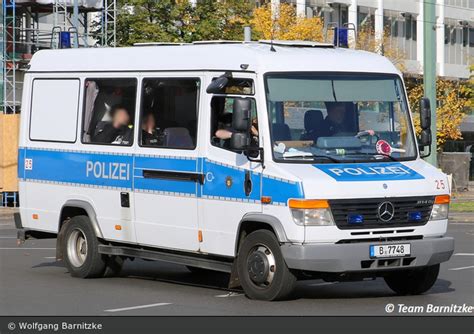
[370,244,411,258]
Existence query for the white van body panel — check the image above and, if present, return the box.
[28,43,399,76]
[18,43,453,273]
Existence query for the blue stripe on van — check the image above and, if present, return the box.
[17,148,26,180]
[18,147,303,205]
[262,175,304,205]
[133,155,199,195]
[134,156,198,174]
[201,159,261,202]
[22,148,134,189]
[314,162,424,182]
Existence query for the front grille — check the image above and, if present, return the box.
[336,235,423,244]
[329,196,435,230]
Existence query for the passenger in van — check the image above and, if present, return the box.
[141,112,162,146]
[93,104,133,145]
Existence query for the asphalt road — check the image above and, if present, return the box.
[1,209,473,316]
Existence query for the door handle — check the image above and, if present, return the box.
[142,169,204,184]
[244,171,252,197]
[120,192,130,208]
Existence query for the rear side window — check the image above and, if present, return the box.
[82,78,137,146]
[29,79,80,142]
[139,78,200,149]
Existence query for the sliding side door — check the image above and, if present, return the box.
[133,74,203,252]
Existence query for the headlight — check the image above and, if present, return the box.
[288,199,335,226]
[430,195,450,221]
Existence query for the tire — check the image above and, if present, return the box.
[236,230,296,301]
[62,215,107,278]
[384,264,440,295]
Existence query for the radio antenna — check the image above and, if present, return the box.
[270,18,276,52]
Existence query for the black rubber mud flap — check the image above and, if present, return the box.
[228,260,241,289]
[56,221,68,261]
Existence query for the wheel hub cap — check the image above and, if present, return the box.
[67,228,88,268]
[246,245,276,286]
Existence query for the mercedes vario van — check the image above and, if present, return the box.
[16,41,454,300]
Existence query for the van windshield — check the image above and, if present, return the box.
[265,73,417,163]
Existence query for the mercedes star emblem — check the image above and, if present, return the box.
[378,201,395,222]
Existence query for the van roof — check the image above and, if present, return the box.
[28,41,399,75]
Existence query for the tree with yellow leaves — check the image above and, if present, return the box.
[407,78,471,149]
[251,3,323,42]
[354,20,407,72]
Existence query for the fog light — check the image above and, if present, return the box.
[348,214,364,224]
[408,211,422,221]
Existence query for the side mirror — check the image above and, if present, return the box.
[419,97,431,130]
[206,72,231,94]
[229,98,264,164]
[232,98,251,131]
[230,98,251,151]
[230,132,250,151]
[420,129,432,147]
[418,97,432,158]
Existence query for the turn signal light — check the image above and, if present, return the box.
[288,199,329,209]
[434,195,450,204]
[261,196,272,204]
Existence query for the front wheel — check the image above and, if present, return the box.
[237,230,296,301]
[63,215,107,278]
[384,264,440,295]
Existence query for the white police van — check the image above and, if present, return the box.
[15,41,454,300]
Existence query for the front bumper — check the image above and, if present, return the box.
[281,237,454,273]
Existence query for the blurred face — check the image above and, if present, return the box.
[327,104,346,124]
[113,108,130,127]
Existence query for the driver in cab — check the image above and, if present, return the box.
[323,102,374,138]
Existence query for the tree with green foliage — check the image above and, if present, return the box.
[115,0,254,46]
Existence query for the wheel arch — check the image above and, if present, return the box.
[59,200,103,239]
[235,213,288,256]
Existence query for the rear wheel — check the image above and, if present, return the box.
[384,264,440,295]
[63,215,107,278]
[237,230,296,301]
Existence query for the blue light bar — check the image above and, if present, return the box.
[59,31,71,49]
[333,27,349,48]
[348,214,364,224]
[408,211,422,221]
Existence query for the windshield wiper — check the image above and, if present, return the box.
[282,154,341,163]
[376,154,398,161]
[341,152,399,162]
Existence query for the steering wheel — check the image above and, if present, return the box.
[356,130,379,144]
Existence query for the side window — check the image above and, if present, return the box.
[211,78,254,95]
[30,79,80,143]
[210,96,259,151]
[140,78,200,150]
[82,78,137,146]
